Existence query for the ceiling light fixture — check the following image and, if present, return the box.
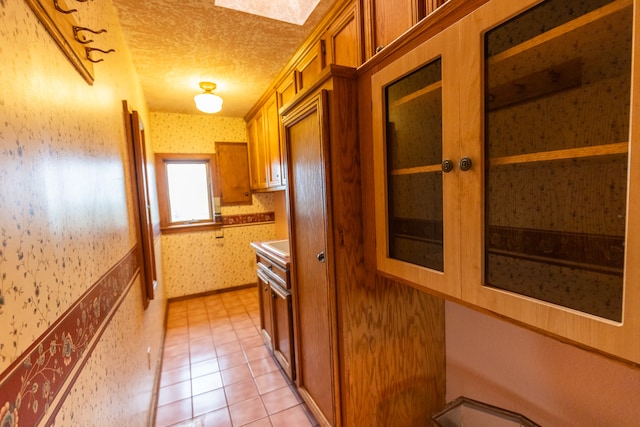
[194,82,223,114]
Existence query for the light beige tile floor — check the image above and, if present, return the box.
[155,287,317,427]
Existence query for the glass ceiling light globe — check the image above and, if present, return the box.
[194,82,223,114]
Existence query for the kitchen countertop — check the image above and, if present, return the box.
[250,240,291,269]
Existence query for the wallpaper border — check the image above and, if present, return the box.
[0,246,140,427]
[222,211,275,226]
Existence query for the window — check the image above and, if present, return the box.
[155,153,221,234]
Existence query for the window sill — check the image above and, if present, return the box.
[160,222,222,235]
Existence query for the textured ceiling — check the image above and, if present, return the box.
[112,0,336,118]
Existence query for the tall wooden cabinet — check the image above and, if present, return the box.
[282,64,446,426]
[371,0,640,365]
[282,66,357,426]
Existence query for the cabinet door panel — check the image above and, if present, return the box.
[216,142,251,205]
[326,2,362,68]
[271,283,295,381]
[257,271,273,349]
[372,28,461,297]
[296,41,325,92]
[247,113,268,190]
[284,94,336,426]
[277,72,297,108]
[459,0,640,364]
[264,94,283,188]
[371,0,414,52]
[482,0,631,320]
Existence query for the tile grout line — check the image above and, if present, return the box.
[157,289,316,426]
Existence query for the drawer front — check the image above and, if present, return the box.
[257,254,290,288]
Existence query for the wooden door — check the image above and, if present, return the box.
[284,93,336,426]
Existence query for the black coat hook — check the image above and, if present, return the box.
[73,26,107,44]
[54,0,77,14]
[85,47,115,63]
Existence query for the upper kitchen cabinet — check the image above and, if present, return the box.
[215,141,252,205]
[466,0,640,365]
[246,92,286,191]
[295,40,326,92]
[247,110,268,190]
[324,1,363,68]
[263,93,285,188]
[276,71,297,108]
[372,0,640,364]
[363,0,446,59]
[371,25,461,298]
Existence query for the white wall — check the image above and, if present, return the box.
[446,301,640,426]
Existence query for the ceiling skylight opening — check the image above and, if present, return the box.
[215,0,321,25]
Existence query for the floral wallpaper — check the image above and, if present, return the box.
[150,113,278,298]
[0,1,165,426]
[150,113,248,153]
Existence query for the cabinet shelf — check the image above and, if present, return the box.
[487,58,582,111]
[390,163,442,175]
[486,225,625,275]
[488,0,631,65]
[392,80,442,107]
[487,248,623,276]
[489,142,628,167]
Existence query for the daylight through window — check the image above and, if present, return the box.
[166,162,211,222]
[155,153,220,233]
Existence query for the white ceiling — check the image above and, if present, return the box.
[111,0,336,118]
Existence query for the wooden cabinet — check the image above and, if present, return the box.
[363,0,447,59]
[283,64,445,426]
[282,66,358,426]
[270,280,294,380]
[247,93,286,191]
[257,270,274,349]
[295,40,326,92]
[247,111,268,190]
[325,1,362,68]
[371,0,640,364]
[372,27,460,299]
[263,93,285,188]
[276,71,298,108]
[215,142,251,205]
[253,246,295,380]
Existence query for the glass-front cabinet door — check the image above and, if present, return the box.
[372,28,462,297]
[372,0,640,363]
[460,0,640,364]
